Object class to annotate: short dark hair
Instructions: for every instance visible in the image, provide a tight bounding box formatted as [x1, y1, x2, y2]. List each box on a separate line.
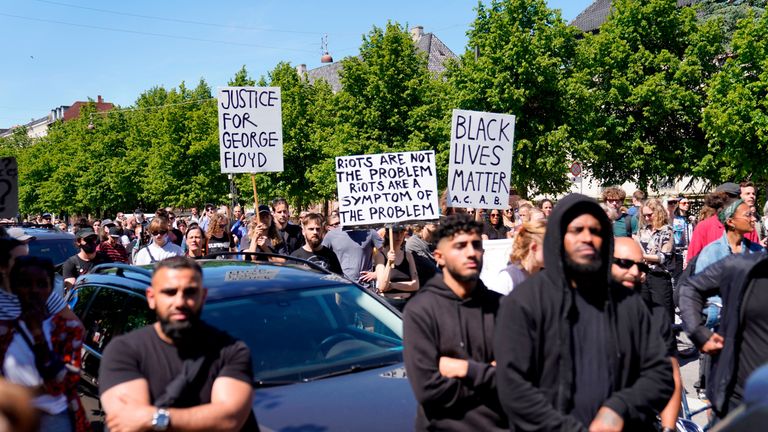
[271, 197, 288, 210]
[435, 214, 483, 244]
[632, 190, 646, 201]
[154, 256, 203, 278]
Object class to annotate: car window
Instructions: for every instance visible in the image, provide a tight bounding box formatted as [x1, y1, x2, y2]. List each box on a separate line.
[71, 285, 99, 318]
[203, 284, 403, 383]
[81, 288, 154, 353]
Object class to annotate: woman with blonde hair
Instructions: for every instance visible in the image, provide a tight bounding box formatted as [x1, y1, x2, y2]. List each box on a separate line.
[635, 198, 675, 320]
[491, 220, 546, 295]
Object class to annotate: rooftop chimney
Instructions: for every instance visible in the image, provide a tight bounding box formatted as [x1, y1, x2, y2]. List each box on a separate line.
[296, 64, 308, 77]
[410, 26, 424, 42]
[97, 95, 103, 103]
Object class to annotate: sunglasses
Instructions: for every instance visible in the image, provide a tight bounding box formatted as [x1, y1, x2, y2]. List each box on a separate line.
[490, 213, 500, 217]
[642, 213, 653, 217]
[613, 258, 650, 273]
[151, 229, 168, 236]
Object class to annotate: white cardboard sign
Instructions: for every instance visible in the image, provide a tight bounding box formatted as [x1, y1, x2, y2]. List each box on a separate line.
[217, 86, 283, 173]
[336, 151, 439, 226]
[447, 109, 515, 209]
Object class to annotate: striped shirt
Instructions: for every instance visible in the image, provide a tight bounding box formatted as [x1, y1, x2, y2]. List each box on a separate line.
[0, 289, 66, 321]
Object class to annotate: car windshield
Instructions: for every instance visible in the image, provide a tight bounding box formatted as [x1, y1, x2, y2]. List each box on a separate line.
[28, 238, 78, 266]
[202, 284, 403, 384]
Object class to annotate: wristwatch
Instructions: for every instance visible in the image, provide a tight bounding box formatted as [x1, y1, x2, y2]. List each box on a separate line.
[151, 408, 171, 431]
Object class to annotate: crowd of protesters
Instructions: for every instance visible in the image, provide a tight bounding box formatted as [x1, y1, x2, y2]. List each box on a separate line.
[2, 180, 768, 431]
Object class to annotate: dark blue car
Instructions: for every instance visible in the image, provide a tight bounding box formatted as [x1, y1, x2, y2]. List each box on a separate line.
[68, 259, 416, 431]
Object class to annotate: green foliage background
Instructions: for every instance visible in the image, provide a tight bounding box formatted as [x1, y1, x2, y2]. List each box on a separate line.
[2, 0, 767, 217]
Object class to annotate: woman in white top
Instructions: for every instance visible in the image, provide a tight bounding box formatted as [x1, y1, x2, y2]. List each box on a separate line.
[133, 216, 184, 265]
[492, 220, 546, 295]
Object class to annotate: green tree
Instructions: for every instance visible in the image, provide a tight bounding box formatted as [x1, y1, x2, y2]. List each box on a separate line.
[568, 0, 724, 189]
[447, 0, 579, 196]
[700, 11, 768, 182]
[696, 0, 766, 43]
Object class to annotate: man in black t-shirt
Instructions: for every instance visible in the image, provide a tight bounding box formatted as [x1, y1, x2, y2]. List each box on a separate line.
[99, 257, 257, 431]
[62, 228, 110, 289]
[271, 198, 304, 254]
[291, 213, 343, 275]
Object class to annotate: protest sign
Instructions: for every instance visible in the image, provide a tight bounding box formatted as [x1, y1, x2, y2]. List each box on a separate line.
[217, 86, 283, 173]
[0, 158, 18, 219]
[479, 238, 514, 293]
[447, 109, 515, 209]
[336, 150, 438, 226]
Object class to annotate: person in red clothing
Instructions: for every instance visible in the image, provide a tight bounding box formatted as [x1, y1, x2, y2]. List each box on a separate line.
[96, 226, 129, 264]
[687, 183, 760, 264]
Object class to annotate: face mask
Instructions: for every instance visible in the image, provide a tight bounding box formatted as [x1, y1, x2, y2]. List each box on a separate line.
[81, 243, 97, 254]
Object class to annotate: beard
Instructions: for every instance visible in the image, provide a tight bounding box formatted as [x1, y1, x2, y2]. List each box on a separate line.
[307, 235, 322, 250]
[564, 254, 603, 275]
[444, 258, 483, 283]
[158, 309, 203, 345]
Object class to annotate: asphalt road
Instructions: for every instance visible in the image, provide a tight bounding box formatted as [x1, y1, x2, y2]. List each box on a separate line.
[678, 329, 710, 429]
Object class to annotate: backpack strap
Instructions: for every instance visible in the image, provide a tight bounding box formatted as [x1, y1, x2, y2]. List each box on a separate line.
[145, 245, 157, 264]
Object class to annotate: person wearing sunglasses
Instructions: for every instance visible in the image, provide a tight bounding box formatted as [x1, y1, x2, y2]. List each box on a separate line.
[483, 209, 511, 240]
[635, 199, 676, 322]
[612, 238, 682, 432]
[133, 216, 184, 265]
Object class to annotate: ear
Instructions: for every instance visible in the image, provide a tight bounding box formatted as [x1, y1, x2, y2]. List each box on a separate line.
[146, 286, 156, 310]
[433, 248, 445, 267]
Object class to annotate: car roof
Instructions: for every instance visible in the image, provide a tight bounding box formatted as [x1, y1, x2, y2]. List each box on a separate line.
[77, 260, 354, 301]
[22, 227, 75, 240]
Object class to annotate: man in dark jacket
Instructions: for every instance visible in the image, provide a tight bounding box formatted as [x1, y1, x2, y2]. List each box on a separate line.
[403, 214, 507, 431]
[678, 252, 768, 421]
[495, 193, 673, 431]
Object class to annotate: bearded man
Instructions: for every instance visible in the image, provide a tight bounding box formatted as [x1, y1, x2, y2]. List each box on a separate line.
[99, 257, 258, 431]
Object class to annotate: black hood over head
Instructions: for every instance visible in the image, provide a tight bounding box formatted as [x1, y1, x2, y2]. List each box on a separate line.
[543, 193, 614, 290]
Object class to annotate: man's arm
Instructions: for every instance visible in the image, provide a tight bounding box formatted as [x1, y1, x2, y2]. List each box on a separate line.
[494, 294, 587, 431]
[678, 258, 726, 348]
[403, 305, 493, 410]
[102, 377, 253, 432]
[600, 299, 673, 424]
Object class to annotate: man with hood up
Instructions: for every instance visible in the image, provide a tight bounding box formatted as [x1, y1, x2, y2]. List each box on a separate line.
[495, 194, 673, 431]
[403, 214, 507, 431]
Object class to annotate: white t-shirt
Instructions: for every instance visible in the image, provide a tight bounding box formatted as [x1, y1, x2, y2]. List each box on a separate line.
[3, 319, 68, 415]
[133, 239, 184, 265]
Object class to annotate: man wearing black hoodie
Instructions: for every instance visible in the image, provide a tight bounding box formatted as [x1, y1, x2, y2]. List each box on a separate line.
[403, 214, 507, 431]
[495, 193, 673, 431]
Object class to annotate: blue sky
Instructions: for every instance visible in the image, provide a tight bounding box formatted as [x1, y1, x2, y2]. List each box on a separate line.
[0, 0, 593, 127]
